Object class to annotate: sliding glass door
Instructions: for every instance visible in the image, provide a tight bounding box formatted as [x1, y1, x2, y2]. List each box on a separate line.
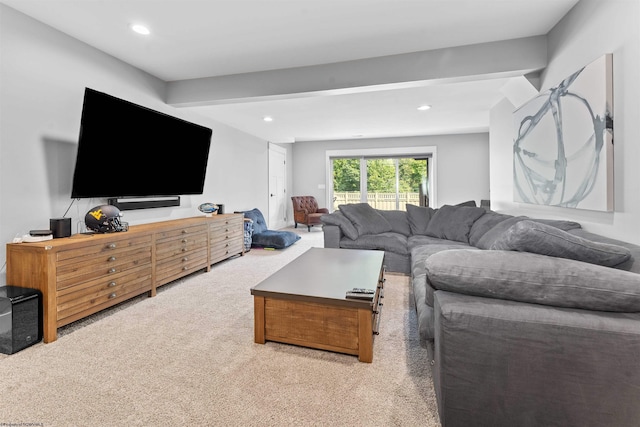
[331, 156, 429, 211]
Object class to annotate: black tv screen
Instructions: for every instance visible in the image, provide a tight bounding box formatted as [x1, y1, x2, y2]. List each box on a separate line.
[71, 88, 212, 199]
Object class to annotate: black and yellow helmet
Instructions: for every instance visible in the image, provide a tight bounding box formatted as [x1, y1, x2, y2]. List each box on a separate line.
[85, 205, 127, 233]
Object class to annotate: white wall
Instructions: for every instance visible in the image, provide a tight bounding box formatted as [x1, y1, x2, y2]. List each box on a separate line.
[490, 0, 640, 243]
[0, 5, 269, 283]
[292, 133, 490, 210]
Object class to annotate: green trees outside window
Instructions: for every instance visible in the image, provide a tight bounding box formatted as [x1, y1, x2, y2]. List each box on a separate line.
[332, 157, 428, 210]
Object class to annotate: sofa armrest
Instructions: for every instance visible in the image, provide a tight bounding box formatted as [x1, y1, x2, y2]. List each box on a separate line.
[317, 208, 329, 214]
[323, 225, 343, 248]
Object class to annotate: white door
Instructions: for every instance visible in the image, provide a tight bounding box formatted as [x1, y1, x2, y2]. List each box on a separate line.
[268, 143, 287, 229]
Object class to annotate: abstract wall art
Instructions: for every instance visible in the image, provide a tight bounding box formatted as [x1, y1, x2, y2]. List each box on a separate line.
[513, 54, 613, 211]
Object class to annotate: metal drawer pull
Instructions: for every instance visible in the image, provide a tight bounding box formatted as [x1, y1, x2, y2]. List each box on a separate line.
[182, 257, 188, 262]
[108, 281, 116, 287]
[182, 248, 187, 252]
[108, 268, 117, 274]
[108, 243, 116, 249]
[182, 266, 188, 271]
[181, 230, 187, 234]
[182, 238, 188, 243]
[108, 293, 117, 299]
[108, 256, 116, 262]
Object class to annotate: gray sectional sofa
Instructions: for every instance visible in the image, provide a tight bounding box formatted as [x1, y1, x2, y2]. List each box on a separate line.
[322, 202, 640, 427]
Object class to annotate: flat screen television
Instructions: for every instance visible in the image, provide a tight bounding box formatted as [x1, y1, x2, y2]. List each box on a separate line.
[71, 88, 212, 202]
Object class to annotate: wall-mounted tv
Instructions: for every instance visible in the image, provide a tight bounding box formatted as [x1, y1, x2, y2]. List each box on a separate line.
[71, 88, 212, 206]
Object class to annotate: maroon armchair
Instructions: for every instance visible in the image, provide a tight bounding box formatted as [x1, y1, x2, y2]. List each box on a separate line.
[291, 196, 329, 231]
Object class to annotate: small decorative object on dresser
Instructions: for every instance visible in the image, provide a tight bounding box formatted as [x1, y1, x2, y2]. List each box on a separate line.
[198, 202, 219, 216]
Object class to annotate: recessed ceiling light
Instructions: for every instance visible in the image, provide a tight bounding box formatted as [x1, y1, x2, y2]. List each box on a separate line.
[263, 116, 274, 122]
[131, 24, 150, 35]
[417, 105, 431, 111]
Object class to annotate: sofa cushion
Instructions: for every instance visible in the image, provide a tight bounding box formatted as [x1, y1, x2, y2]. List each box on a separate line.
[569, 229, 640, 274]
[426, 249, 640, 312]
[339, 232, 409, 255]
[454, 200, 478, 207]
[250, 230, 301, 249]
[468, 211, 513, 247]
[475, 216, 528, 249]
[491, 220, 631, 267]
[408, 235, 471, 251]
[406, 204, 436, 235]
[339, 203, 392, 236]
[425, 205, 486, 243]
[531, 218, 582, 231]
[320, 211, 359, 240]
[240, 208, 301, 249]
[412, 273, 435, 341]
[411, 244, 480, 308]
[378, 209, 411, 236]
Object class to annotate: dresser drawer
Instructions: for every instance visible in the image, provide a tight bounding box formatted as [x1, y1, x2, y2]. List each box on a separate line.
[156, 234, 208, 261]
[155, 247, 208, 286]
[57, 267, 152, 324]
[56, 235, 152, 262]
[209, 216, 243, 233]
[211, 240, 244, 264]
[155, 224, 208, 242]
[209, 214, 244, 265]
[57, 244, 152, 291]
[210, 227, 243, 245]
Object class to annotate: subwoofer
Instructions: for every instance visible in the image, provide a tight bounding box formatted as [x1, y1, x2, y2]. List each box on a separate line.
[0, 286, 42, 354]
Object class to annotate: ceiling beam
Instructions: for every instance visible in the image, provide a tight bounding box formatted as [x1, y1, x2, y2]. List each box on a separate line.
[166, 36, 547, 108]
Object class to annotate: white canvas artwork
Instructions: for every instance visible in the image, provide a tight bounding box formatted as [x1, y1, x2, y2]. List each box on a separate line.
[513, 54, 614, 211]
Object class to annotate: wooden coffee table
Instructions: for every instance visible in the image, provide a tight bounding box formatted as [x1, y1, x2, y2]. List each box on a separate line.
[250, 247, 385, 363]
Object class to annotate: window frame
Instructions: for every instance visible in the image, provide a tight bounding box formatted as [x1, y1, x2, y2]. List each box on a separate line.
[325, 146, 437, 212]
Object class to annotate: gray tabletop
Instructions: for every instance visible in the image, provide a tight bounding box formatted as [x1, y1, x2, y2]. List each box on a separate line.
[251, 247, 384, 305]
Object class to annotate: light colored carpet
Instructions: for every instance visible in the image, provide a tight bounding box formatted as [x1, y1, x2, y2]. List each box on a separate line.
[0, 227, 440, 426]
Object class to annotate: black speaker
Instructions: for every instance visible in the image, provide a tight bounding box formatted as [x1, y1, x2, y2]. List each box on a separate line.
[50, 217, 71, 238]
[0, 286, 43, 354]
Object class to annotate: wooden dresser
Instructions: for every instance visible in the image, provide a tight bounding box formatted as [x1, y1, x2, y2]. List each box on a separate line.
[5, 214, 244, 343]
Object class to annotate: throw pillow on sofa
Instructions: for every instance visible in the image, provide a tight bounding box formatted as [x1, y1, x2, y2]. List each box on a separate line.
[475, 216, 527, 249]
[474, 216, 582, 249]
[320, 211, 359, 240]
[339, 203, 392, 236]
[468, 211, 514, 247]
[378, 209, 412, 236]
[491, 220, 631, 267]
[425, 204, 486, 243]
[406, 204, 436, 235]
